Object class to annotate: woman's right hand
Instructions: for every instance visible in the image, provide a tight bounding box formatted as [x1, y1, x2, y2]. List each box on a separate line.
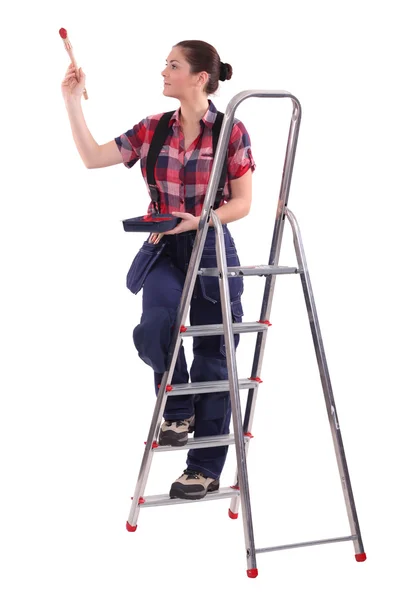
[148, 232, 165, 244]
[61, 62, 86, 102]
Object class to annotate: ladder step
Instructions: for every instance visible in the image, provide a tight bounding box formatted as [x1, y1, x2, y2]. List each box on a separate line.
[165, 378, 260, 396]
[140, 487, 240, 508]
[198, 265, 299, 277]
[180, 321, 269, 337]
[154, 433, 251, 452]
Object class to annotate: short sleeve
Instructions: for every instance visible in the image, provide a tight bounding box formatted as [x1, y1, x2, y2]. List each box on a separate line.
[227, 120, 256, 180]
[114, 117, 148, 169]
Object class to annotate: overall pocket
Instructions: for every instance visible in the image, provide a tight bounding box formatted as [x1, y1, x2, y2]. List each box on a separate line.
[126, 240, 167, 294]
[199, 249, 244, 303]
[220, 297, 244, 357]
[197, 228, 244, 304]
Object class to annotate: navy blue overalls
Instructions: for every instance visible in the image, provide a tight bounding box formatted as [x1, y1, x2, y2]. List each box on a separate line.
[126, 110, 244, 480]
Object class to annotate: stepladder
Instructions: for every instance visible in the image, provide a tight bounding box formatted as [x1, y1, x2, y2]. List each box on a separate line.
[124, 90, 367, 577]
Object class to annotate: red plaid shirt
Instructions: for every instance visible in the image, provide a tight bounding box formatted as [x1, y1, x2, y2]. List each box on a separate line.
[114, 99, 256, 217]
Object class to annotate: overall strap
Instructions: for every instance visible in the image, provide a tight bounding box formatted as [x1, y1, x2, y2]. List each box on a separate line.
[146, 111, 174, 213]
[213, 111, 229, 210]
[146, 110, 229, 213]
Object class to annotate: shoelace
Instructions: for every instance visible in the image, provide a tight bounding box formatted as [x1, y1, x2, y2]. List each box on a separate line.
[183, 469, 204, 480]
[165, 419, 190, 427]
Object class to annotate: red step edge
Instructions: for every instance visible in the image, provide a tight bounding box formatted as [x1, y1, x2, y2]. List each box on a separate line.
[143, 441, 159, 448]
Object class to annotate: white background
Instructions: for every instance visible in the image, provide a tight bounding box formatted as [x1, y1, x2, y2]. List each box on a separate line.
[1, 0, 399, 597]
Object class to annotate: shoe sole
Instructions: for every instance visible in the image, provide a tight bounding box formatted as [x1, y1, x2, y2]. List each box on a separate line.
[169, 480, 220, 500]
[158, 432, 189, 446]
[158, 422, 195, 446]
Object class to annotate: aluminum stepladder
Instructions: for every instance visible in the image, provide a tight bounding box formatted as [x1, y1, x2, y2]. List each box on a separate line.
[126, 90, 367, 577]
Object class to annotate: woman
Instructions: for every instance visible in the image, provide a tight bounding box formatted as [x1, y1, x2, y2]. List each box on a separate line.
[62, 40, 256, 501]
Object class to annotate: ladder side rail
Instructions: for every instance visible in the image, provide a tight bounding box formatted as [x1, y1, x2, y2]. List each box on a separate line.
[212, 209, 258, 575]
[230, 96, 302, 515]
[247, 98, 302, 420]
[284, 207, 366, 558]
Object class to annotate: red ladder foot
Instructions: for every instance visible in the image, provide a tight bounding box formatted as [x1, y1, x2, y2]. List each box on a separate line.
[247, 568, 258, 578]
[126, 522, 137, 532]
[228, 509, 239, 519]
[355, 552, 367, 562]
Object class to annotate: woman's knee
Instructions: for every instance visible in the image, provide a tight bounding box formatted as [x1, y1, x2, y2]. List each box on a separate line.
[133, 306, 177, 372]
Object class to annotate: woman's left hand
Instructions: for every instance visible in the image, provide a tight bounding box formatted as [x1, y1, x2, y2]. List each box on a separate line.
[164, 212, 200, 235]
[148, 212, 200, 243]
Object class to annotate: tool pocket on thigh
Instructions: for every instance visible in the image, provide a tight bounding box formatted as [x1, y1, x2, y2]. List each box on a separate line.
[198, 247, 244, 304]
[220, 297, 244, 357]
[126, 240, 167, 294]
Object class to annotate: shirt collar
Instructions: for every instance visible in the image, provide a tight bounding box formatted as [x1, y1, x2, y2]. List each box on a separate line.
[169, 99, 217, 130]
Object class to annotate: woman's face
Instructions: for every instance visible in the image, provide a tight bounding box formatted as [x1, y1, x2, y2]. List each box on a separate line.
[161, 47, 207, 98]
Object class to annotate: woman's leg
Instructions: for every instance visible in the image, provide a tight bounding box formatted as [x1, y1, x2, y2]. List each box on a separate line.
[168, 294, 242, 500]
[186, 295, 242, 479]
[167, 227, 245, 499]
[132, 254, 195, 420]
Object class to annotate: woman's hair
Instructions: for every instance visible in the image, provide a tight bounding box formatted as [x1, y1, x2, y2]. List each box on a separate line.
[173, 40, 233, 95]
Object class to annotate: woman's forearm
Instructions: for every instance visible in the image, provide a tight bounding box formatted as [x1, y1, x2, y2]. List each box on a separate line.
[208, 197, 250, 227]
[64, 97, 99, 168]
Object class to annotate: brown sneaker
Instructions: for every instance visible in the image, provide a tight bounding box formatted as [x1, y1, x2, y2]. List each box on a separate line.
[169, 469, 220, 500]
[158, 415, 195, 447]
